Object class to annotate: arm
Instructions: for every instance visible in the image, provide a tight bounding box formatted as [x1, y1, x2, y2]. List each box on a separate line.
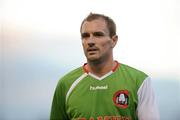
[50, 81, 69, 120]
[137, 77, 160, 120]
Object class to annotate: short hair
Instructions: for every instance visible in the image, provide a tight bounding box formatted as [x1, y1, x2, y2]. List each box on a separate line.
[80, 13, 116, 38]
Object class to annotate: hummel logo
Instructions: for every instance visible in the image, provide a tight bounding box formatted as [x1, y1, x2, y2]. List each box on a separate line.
[90, 85, 108, 90]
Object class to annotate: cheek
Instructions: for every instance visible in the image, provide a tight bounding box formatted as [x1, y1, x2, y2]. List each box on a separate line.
[81, 41, 86, 47]
[82, 41, 87, 51]
[101, 40, 112, 49]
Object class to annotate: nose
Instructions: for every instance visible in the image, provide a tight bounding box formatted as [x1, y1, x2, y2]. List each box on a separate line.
[87, 35, 95, 47]
[88, 42, 95, 47]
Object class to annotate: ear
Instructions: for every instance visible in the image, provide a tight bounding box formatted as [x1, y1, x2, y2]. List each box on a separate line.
[111, 35, 118, 48]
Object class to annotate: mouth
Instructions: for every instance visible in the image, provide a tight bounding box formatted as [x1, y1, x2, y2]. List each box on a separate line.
[87, 48, 99, 54]
[87, 48, 98, 51]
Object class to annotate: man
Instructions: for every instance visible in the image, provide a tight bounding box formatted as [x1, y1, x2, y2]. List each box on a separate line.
[50, 13, 160, 120]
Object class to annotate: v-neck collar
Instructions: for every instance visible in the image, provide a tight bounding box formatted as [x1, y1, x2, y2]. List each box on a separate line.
[83, 60, 120, 80]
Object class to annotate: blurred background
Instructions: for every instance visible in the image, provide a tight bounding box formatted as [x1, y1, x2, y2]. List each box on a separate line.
[1, 0, 180, 119]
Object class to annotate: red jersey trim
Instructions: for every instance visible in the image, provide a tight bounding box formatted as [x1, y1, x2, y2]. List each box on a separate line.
[83, 63, 89, 73]
[112, 60, 120, 72]
[83, 60, 120, 73]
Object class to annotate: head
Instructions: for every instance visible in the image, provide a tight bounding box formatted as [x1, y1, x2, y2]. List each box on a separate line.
[80, 13, 118, 63]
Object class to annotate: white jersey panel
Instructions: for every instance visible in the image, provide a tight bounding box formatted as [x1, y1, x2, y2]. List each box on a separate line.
[137, 77, 160, 120]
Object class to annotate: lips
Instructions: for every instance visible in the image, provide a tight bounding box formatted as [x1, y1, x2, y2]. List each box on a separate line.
[87, 48, 99, 52]
[87, 48, 99, 53]
[86, 47, 99, 55]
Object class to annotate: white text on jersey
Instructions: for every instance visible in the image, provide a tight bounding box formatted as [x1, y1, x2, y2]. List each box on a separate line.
[90, 85, 108, 90]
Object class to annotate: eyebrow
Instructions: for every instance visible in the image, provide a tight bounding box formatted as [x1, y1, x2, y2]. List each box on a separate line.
[81, 31, 105, 38]
[93, 31, 105, 36]
[81, 32, 90, 38]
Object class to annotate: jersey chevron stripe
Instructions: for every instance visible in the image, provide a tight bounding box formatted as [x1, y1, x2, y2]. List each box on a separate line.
[66, 73, 88, 102]
[89, 71, 113, 80]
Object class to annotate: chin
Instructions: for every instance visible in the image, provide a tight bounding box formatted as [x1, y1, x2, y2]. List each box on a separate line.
[88, 57, 98, 61]
[87, 57, 99, 61]
[87, 56, 102, 63]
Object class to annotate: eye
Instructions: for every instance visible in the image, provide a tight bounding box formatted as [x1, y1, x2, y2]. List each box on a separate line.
[81, 33, 90, 39]
[93, 32, 105, 37]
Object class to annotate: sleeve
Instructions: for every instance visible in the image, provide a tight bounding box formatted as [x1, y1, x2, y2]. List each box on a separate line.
[50, 81, 69, 120]
[137, 77, 160, 120]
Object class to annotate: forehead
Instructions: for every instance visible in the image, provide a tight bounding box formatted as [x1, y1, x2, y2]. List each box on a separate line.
[81, 19, 109, 33]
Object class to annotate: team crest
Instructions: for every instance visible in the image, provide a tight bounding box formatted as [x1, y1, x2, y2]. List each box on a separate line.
[113, 90, 129, 109]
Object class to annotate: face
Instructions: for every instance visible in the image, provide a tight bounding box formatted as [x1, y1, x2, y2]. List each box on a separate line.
[81, 18, 117, 62]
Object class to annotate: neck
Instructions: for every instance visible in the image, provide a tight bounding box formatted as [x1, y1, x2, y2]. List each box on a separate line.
[87, 58, 115, 77]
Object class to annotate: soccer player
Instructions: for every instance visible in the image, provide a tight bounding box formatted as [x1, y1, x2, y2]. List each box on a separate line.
[50, 13, 160, 120]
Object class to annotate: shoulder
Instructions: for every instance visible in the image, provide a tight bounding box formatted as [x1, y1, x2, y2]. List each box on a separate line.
[119, 63, 148, 86]
[58, 67, 84, 84]
[120, 63, 148, 76]
[55, 67, 84, 91]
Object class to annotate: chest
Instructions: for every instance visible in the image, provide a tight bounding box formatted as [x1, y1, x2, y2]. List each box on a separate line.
[66, 76, 138, 119]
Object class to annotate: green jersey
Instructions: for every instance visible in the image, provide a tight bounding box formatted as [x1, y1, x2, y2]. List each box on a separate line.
[50, 61, 159, 120]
